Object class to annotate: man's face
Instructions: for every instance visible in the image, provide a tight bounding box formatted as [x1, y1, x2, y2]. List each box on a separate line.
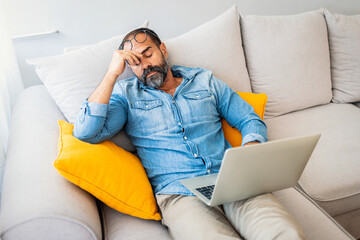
[123, 33, 169, 89]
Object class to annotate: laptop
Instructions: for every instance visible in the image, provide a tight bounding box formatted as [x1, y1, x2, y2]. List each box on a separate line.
[180, 134, 321, 206]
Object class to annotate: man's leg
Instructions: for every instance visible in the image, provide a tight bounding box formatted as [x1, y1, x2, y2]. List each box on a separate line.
[156, 194, 243, 240]
[223, 193, 305, 240]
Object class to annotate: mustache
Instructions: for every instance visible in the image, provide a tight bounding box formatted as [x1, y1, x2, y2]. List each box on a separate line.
[142, 65, 167, 80]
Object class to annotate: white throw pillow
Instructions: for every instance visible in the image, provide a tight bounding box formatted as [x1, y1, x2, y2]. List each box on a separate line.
[240, 9, 332, 118]
[164, 5, 251, 92]
[324, 9, 360, 103]
[27, 21, 149, 124]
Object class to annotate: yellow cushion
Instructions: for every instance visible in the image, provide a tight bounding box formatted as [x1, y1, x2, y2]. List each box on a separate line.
[54, 120, 161, 220]
[222, 92, 267, 147]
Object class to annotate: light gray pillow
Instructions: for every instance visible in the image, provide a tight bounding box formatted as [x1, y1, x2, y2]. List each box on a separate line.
[164, 5, 251, 92]
[324, 9, 360, 103]
[240, 9, 332, 118]
[27, 21, 149, 124]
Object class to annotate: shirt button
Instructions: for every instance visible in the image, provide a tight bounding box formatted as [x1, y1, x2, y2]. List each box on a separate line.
[207, 169, 211, 173]
[196, 95, 200, 98]
[194, 153, 198, 157]
[145, 105, 149, 108]
[178, 122, 181, 125]
[172, 100, 175, 104]
[184, 136, 187, 140]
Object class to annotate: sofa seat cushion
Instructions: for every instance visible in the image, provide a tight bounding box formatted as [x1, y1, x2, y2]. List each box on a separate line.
[265, 103, 360, 216]
[99, 187, 354, 240]
[100, 204, 171, 240]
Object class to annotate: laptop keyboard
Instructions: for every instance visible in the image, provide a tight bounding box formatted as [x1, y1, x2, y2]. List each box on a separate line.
[196, 185, 215, 200]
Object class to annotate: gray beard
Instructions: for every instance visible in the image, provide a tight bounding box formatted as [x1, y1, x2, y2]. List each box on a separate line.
[139, 55, 169, 89]
[144, 72, 165, 89]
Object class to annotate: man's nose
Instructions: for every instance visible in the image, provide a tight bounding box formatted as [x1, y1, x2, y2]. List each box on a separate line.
[141, 58, 151, 70]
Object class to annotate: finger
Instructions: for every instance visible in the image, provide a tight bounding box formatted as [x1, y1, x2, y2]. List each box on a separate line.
[130, 51, 143, 58]
[129, 53, 141, 65]
[123, 52, 140, 66]
[124, 55, 138, 66]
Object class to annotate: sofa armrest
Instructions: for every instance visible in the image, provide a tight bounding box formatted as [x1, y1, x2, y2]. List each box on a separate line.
[0, 86, 101, 240]
[274, 187, 355, 240]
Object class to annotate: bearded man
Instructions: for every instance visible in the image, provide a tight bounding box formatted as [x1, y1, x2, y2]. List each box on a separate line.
[74, 28, 305, 240]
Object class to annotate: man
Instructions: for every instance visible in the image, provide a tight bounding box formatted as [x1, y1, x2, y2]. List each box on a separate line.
[74, 28, 305, 240]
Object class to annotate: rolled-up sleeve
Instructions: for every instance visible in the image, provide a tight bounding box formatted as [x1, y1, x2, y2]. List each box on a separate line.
[73, 87, 128, 144]
[210, 74, 268, 146]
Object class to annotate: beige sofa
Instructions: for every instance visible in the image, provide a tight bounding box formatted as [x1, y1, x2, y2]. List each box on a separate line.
[1, 6, 359, 240]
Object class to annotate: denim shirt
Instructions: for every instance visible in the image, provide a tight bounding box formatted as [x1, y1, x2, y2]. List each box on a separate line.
[73, 65, 268, 195]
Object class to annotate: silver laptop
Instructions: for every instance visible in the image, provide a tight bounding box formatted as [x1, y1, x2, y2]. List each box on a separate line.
[180, 134, 321, 206]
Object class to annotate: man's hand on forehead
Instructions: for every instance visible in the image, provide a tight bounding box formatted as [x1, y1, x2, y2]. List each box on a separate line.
[123, 46, 154, 66]
[120, 49, 142, 66]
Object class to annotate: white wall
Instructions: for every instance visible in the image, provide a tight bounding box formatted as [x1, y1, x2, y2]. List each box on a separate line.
[3, 0, 360, 88]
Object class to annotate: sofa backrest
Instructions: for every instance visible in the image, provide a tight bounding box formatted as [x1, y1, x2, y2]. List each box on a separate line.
[27, 6, 360, 151]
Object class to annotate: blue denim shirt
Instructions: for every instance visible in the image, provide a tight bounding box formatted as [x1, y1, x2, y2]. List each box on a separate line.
[73, 65, 267, 195]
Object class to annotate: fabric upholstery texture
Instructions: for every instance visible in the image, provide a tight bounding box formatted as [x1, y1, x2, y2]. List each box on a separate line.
[240, 9, 332, 118]
[0, 86, 101, 240]
[324, 9, 360, 103]
[334, 208, 360, 238]
[222, 92, 267, 147]
[54, 120, 161, 220]
[165, 5, 251, 92]
[265, 103, 360, 216]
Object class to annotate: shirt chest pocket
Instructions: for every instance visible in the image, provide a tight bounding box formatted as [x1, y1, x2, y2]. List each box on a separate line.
[182, 90, 218, 121]
[183, 90, 212, 100]
[130, 99, 168, 135]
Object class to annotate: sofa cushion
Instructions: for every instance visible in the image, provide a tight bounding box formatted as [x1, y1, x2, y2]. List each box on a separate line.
[324, 9, 360, 103]
[222, 92, 267, 147]
[240, 9, 332, 118]
[165, 5, 251, 92]
[265, 103, 360, 216]
[54, 120, 161, 220]
[26, 21, 149, 124]
[100, 204, 171, 240]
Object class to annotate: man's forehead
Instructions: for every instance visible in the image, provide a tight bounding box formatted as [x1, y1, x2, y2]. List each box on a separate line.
[123, 33, 155, 52]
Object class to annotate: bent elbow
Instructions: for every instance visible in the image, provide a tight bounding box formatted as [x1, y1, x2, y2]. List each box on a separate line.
[73, 125, 101, 144]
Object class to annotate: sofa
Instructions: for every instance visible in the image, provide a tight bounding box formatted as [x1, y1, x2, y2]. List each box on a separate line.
[1, 5, 359, 240]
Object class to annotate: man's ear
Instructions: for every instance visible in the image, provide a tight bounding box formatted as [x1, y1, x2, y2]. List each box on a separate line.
[159, 42, 168, 59]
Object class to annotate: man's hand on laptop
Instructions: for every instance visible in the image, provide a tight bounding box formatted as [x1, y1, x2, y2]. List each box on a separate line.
[244, 141, 260, 146]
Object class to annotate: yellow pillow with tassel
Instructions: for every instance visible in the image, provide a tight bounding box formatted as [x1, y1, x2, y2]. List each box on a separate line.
[54, 120, 161, 220]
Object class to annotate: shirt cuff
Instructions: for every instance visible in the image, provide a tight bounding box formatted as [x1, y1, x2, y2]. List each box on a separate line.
[242, 133, 267, 147]
[86, 101, 108, 117]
